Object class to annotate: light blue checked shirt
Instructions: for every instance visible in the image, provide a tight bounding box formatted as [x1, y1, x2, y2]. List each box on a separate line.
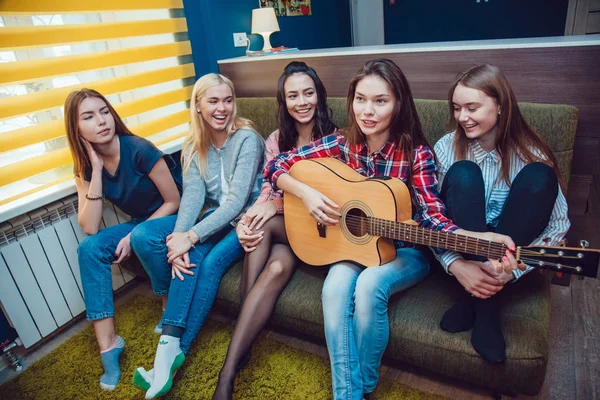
[434, 131, 571, 281]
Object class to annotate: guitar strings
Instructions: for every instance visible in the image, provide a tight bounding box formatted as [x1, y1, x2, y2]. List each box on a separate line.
[518, 251, 581, 259]
[342, 214, 508, 252]
[519, 256, 579, 271]
[342, 215, 507, 253]
[340, 215, 507, 258]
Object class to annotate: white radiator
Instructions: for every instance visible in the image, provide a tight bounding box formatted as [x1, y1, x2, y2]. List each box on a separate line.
[0, 194, 136, 348]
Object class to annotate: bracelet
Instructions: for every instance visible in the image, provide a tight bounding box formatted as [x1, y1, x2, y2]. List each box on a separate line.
[186, 232, 196, 248]
[85, 193, 104, 201]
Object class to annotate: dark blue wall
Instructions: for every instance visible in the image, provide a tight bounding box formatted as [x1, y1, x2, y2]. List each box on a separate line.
[183, 0, 351, 77]
[183, 0, 569, 77]
[384, 0, 569, 44]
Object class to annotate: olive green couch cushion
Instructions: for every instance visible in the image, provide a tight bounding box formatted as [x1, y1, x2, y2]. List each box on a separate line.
[213, 97, 578, 396]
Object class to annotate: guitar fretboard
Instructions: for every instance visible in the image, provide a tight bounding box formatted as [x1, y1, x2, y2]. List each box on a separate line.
[363, 216, 507, 259]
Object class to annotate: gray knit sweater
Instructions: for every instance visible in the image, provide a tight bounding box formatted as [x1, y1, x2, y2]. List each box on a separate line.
[173, 128, 264, 243]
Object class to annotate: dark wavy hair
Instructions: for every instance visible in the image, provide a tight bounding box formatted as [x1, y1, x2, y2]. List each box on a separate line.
[344, 59, 431, 190]
[448, 64, 563, 189]
[276, 61, 336, 152]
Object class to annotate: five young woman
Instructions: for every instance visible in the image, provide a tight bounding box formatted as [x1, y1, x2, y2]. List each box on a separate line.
[66, 59, 567, 398]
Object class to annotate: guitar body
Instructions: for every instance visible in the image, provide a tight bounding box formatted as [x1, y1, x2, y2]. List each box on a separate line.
[284, 158, 413, 267]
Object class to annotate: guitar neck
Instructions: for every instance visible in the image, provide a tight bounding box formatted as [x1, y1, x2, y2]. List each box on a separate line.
[367, 217, 506, 259]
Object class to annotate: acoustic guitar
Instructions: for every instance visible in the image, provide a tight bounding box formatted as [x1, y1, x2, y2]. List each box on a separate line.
[283, 158, 599, 278]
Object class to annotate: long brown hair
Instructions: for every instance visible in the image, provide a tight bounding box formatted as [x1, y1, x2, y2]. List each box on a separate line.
[344, 59, 431, 188]
[448, 64, 562, 188]
[64, 89, 133, 178]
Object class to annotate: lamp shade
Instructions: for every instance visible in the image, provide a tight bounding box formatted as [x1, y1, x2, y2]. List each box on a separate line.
[251, 8, 280, 34]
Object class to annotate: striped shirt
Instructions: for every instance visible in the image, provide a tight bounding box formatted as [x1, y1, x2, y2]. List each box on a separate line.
[265, 133, 459, 235]
[434, 131, 571, 280]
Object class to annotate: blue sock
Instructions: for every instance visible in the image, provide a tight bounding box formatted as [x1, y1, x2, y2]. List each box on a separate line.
[99, 336, 125, 390]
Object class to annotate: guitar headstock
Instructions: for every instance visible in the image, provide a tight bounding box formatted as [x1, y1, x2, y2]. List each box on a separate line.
[519, 241, 599, 278]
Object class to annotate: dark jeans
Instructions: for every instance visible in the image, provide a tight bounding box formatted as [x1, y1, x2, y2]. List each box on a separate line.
[440, 160, 558, 262]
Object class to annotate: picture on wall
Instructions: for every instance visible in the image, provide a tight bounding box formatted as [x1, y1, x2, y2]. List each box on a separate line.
[259, 0, 312, 16]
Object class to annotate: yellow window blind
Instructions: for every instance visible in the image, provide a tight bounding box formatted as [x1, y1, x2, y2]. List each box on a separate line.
[0, 0, 194, 208]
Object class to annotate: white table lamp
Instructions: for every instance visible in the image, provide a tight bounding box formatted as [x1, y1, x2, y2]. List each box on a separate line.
[252, 7, 280, 51]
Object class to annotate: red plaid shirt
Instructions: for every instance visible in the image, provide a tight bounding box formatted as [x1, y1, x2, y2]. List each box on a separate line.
[264, 133, 458, 233]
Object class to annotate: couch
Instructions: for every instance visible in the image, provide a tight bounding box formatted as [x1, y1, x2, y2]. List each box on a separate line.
[212, 97, 579, 396]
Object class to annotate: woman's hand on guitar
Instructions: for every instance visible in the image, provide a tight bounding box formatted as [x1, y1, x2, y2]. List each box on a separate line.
[454, 229, 522, 273]
[487, 248, 520, 276]
[236, 219, 264, 252]
[300, 186, 341, 226]
[449, 258, 505, 299]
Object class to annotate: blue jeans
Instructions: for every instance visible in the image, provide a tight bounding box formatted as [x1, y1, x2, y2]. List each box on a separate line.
[322, 248, 430, 400]
[130, 215, 178, 296]
[130, 214, 244, 354]
[79, 219, 151, 320]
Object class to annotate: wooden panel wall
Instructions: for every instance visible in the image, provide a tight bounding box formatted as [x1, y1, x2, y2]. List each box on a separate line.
[220, 45, 600, 214]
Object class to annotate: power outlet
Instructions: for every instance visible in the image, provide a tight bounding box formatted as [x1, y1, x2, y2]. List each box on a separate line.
[233, 32, 248, 47]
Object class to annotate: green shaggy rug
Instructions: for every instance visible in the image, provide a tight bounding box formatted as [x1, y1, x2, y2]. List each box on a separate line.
[0, 296, 445, 400]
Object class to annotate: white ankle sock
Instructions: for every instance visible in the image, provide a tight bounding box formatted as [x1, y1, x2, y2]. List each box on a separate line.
[145, 335, 184, 399]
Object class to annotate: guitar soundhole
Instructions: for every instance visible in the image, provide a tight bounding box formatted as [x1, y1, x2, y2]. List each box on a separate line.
[345, 208, 367, 238]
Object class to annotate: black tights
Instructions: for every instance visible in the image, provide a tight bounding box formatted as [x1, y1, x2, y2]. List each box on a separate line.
[213, 215, 298, 399]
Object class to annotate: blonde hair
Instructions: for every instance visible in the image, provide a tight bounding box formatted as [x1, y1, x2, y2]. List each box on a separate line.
[182, 73, 255, 176]
[64, 89, 134, 178]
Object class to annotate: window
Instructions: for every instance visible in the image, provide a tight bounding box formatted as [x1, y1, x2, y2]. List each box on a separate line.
[0, 1, 193, 215]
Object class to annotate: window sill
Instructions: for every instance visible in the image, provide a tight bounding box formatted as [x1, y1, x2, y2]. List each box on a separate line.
[0, 137, 184, 223]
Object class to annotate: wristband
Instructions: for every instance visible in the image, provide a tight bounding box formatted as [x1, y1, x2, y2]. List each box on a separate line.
[85, 193, 104, 201]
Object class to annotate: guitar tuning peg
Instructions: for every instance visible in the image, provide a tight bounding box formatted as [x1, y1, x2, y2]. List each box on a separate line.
[558, 239, 567, 247]
[579, 240, 590, 249]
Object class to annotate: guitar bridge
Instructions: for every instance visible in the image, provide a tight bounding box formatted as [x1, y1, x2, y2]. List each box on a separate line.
[317, 222, 326, 238]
